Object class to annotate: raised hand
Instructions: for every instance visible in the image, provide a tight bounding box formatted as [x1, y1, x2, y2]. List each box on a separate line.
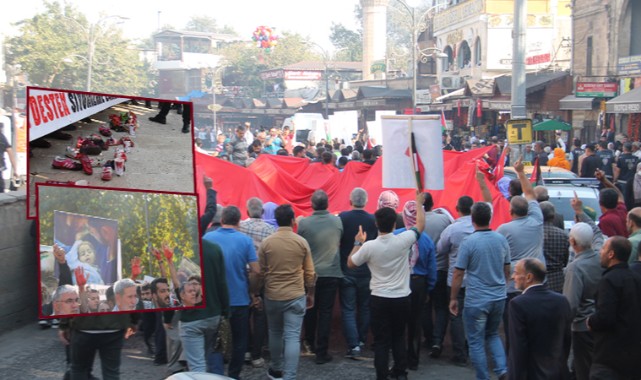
[354, 225, 367, 244]
[475, 165, 485, 182]
[152, 247, 162, 262]
[571, 191, 583, 212]
[162, 242, 174, 261]
[53, 244, 66, 264]
[514, 157, 524, 173]
[131, 256, 142, 280]
[74, 266, 87, 288]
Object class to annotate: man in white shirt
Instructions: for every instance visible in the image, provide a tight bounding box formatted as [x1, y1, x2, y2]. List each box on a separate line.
[348, 192, 426, 380]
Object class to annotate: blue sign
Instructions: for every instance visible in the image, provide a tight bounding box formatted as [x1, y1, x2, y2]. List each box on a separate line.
[618, 55, 641, 76]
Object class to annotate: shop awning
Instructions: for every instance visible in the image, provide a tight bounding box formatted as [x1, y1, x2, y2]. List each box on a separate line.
[606, 86, 641, 113]
[533, 119, 573, 131]
[559, 95, 595, 110]
[435, 88, 465, 102]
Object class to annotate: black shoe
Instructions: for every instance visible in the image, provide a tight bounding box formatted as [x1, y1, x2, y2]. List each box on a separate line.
[30, 138, 51, 148]
[181, 127, 190, 134]
[498, 373, 507, 380]
[408, 363, 418, 371]
[267, 367, 283, 380]
[315, 354, 333, 364]
[153, 359, 168, 366]
[430, 344, 442, 358]
[149, 116, 166, 124]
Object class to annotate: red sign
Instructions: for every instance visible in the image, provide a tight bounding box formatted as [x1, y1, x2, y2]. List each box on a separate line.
[525, 53, 551, 65]
[576, 82, 619, 98]
[284, 70, 323, 81]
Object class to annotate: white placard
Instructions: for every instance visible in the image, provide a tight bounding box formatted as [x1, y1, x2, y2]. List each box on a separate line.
[381, 115, 444, 190]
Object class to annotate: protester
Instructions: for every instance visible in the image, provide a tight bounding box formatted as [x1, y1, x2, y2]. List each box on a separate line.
[348, 192, 427, 380]
[595, 168, 628, 237]
[297, 190, 343, 364]
[338, 188, 377, 359]
[587, 236, 641, 379]
[256, 204, 316, 380]
[449, 201, 510, 380]
[539, 201, 569, 293]
[507, 258, 572, 380]
[394, 200, 437, 371]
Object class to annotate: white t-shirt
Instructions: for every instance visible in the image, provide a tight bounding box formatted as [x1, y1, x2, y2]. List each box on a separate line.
[351, 229, 419, 298]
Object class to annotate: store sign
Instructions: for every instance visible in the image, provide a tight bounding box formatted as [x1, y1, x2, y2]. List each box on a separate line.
[433, 0, 484, 31]
[576, 82, 618, 98]
[284, 70, 322, 81]
[611, 104, 641, 113]
[506, 119, 533, 145]
[486, 28, 554, 70]
[260, 70, 284, 80]
[370, 62, 386, 74]
[416, 89, 431, 104]
[617, 55, 641, 76]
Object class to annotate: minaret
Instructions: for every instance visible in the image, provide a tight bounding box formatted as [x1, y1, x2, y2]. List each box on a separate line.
[361, 0, 389, 80]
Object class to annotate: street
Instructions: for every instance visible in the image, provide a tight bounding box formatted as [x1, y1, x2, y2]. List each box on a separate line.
[0, 319, 478, 380]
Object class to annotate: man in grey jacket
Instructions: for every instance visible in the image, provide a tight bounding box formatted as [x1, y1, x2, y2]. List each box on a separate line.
[563, 218, 603, 380]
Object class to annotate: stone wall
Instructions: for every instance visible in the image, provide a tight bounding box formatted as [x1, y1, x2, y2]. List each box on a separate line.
[0, 190, 38, 334]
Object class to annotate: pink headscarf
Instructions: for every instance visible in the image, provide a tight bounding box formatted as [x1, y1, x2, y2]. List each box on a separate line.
[402, 200, 420, 271]
[377, 190, 400, 210]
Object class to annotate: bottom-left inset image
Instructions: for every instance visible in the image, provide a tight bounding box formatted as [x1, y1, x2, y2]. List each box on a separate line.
[37, 184, 201, 317]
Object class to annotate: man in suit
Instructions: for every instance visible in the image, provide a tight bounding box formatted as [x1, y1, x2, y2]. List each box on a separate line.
[507, 258, 573, 380]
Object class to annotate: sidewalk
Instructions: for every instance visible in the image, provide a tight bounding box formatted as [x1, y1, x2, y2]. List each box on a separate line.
[28, 102, 195, 217]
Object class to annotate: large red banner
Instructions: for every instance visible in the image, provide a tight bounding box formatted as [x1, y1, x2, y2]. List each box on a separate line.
[195, 147, 511, 229]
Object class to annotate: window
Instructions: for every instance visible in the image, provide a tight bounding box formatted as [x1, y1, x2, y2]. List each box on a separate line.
[458, 41, 472, 69]
[586, 36, 593, 76]
[474, 37, 482, 66]
[443, 46, 454, 72]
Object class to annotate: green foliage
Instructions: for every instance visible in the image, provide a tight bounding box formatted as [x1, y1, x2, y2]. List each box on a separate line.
[220, 32, 317, 98]
[6, 0, 151, 95]
[38, 187, 199, 280]
[329, 23, 362, 62]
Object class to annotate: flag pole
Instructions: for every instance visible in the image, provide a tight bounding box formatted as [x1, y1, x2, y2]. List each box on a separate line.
[408, 116, 422, 193]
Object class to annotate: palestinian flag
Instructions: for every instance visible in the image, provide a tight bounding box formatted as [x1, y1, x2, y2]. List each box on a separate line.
[440, 109, 447, 132]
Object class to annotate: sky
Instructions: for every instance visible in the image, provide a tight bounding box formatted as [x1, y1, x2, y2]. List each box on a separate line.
[3, 0, 363, 51]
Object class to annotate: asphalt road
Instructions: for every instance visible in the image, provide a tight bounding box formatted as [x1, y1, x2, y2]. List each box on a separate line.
[0, 319, 479, 380]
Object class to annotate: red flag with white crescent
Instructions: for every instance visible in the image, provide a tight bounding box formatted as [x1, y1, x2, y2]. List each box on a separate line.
[476, 98, 482, 118]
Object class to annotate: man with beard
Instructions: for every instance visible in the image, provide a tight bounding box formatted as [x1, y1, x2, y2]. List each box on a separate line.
[150, 278, 171, 365]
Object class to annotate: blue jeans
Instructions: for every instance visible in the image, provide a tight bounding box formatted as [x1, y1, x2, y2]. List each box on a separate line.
[304, 277, 339, 356]
[179, 316, 221, 373]
[449, 287, 467, 361]
[228, 306, 250, 379]
[265, 295, 306, 380]
[340, 275, 371, 349]
[463, 300, 507, 380]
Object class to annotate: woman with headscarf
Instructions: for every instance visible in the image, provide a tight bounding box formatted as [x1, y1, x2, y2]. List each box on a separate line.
[377, 190, 405, 228]
[262, 202, 279, 229]
[393, 200, 437, 370]
[547, 147, 571, 170]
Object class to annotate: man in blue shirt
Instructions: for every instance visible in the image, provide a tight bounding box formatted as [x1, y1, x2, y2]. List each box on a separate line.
[450, 202, 510, 380]
[203, 206, 259, 379]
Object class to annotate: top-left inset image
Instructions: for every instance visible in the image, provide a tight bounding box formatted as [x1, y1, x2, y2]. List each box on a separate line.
[27, 87, 196, 218]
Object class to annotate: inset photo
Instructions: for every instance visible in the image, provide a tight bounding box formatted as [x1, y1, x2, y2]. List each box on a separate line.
[38, 184, 202, 318]
[27, 86, 195, 218]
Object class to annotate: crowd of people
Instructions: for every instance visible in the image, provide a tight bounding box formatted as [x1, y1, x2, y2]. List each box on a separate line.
[47, 123, 641, 380]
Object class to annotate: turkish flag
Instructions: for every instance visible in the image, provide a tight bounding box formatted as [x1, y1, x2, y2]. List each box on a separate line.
[476, 98, 482, 118]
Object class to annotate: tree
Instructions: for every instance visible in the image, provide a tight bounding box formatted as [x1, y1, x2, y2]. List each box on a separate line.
[220, 32, 317, 98]
[185, 15, 219, 33]
[329, 23, 362, 62]
[6, 1, 150, 95]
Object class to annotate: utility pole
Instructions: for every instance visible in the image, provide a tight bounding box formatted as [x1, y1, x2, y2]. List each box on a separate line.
[511, 0, 527, 119]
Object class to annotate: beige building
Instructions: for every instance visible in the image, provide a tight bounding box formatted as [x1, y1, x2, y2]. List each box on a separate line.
[568, 0, 641, 142]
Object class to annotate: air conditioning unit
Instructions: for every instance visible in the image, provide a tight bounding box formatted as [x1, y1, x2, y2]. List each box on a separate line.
[440, 75, 463, 90]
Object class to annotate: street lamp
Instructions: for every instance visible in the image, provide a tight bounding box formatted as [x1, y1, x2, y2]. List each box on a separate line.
[395, 0, 445, 113]
[307, 42, 345, 120]
[64, 14, 129, 91]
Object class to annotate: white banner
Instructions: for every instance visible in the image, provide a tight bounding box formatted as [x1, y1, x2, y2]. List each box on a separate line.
[27, 88, 128, 141]
[382, 115, 444, 190]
